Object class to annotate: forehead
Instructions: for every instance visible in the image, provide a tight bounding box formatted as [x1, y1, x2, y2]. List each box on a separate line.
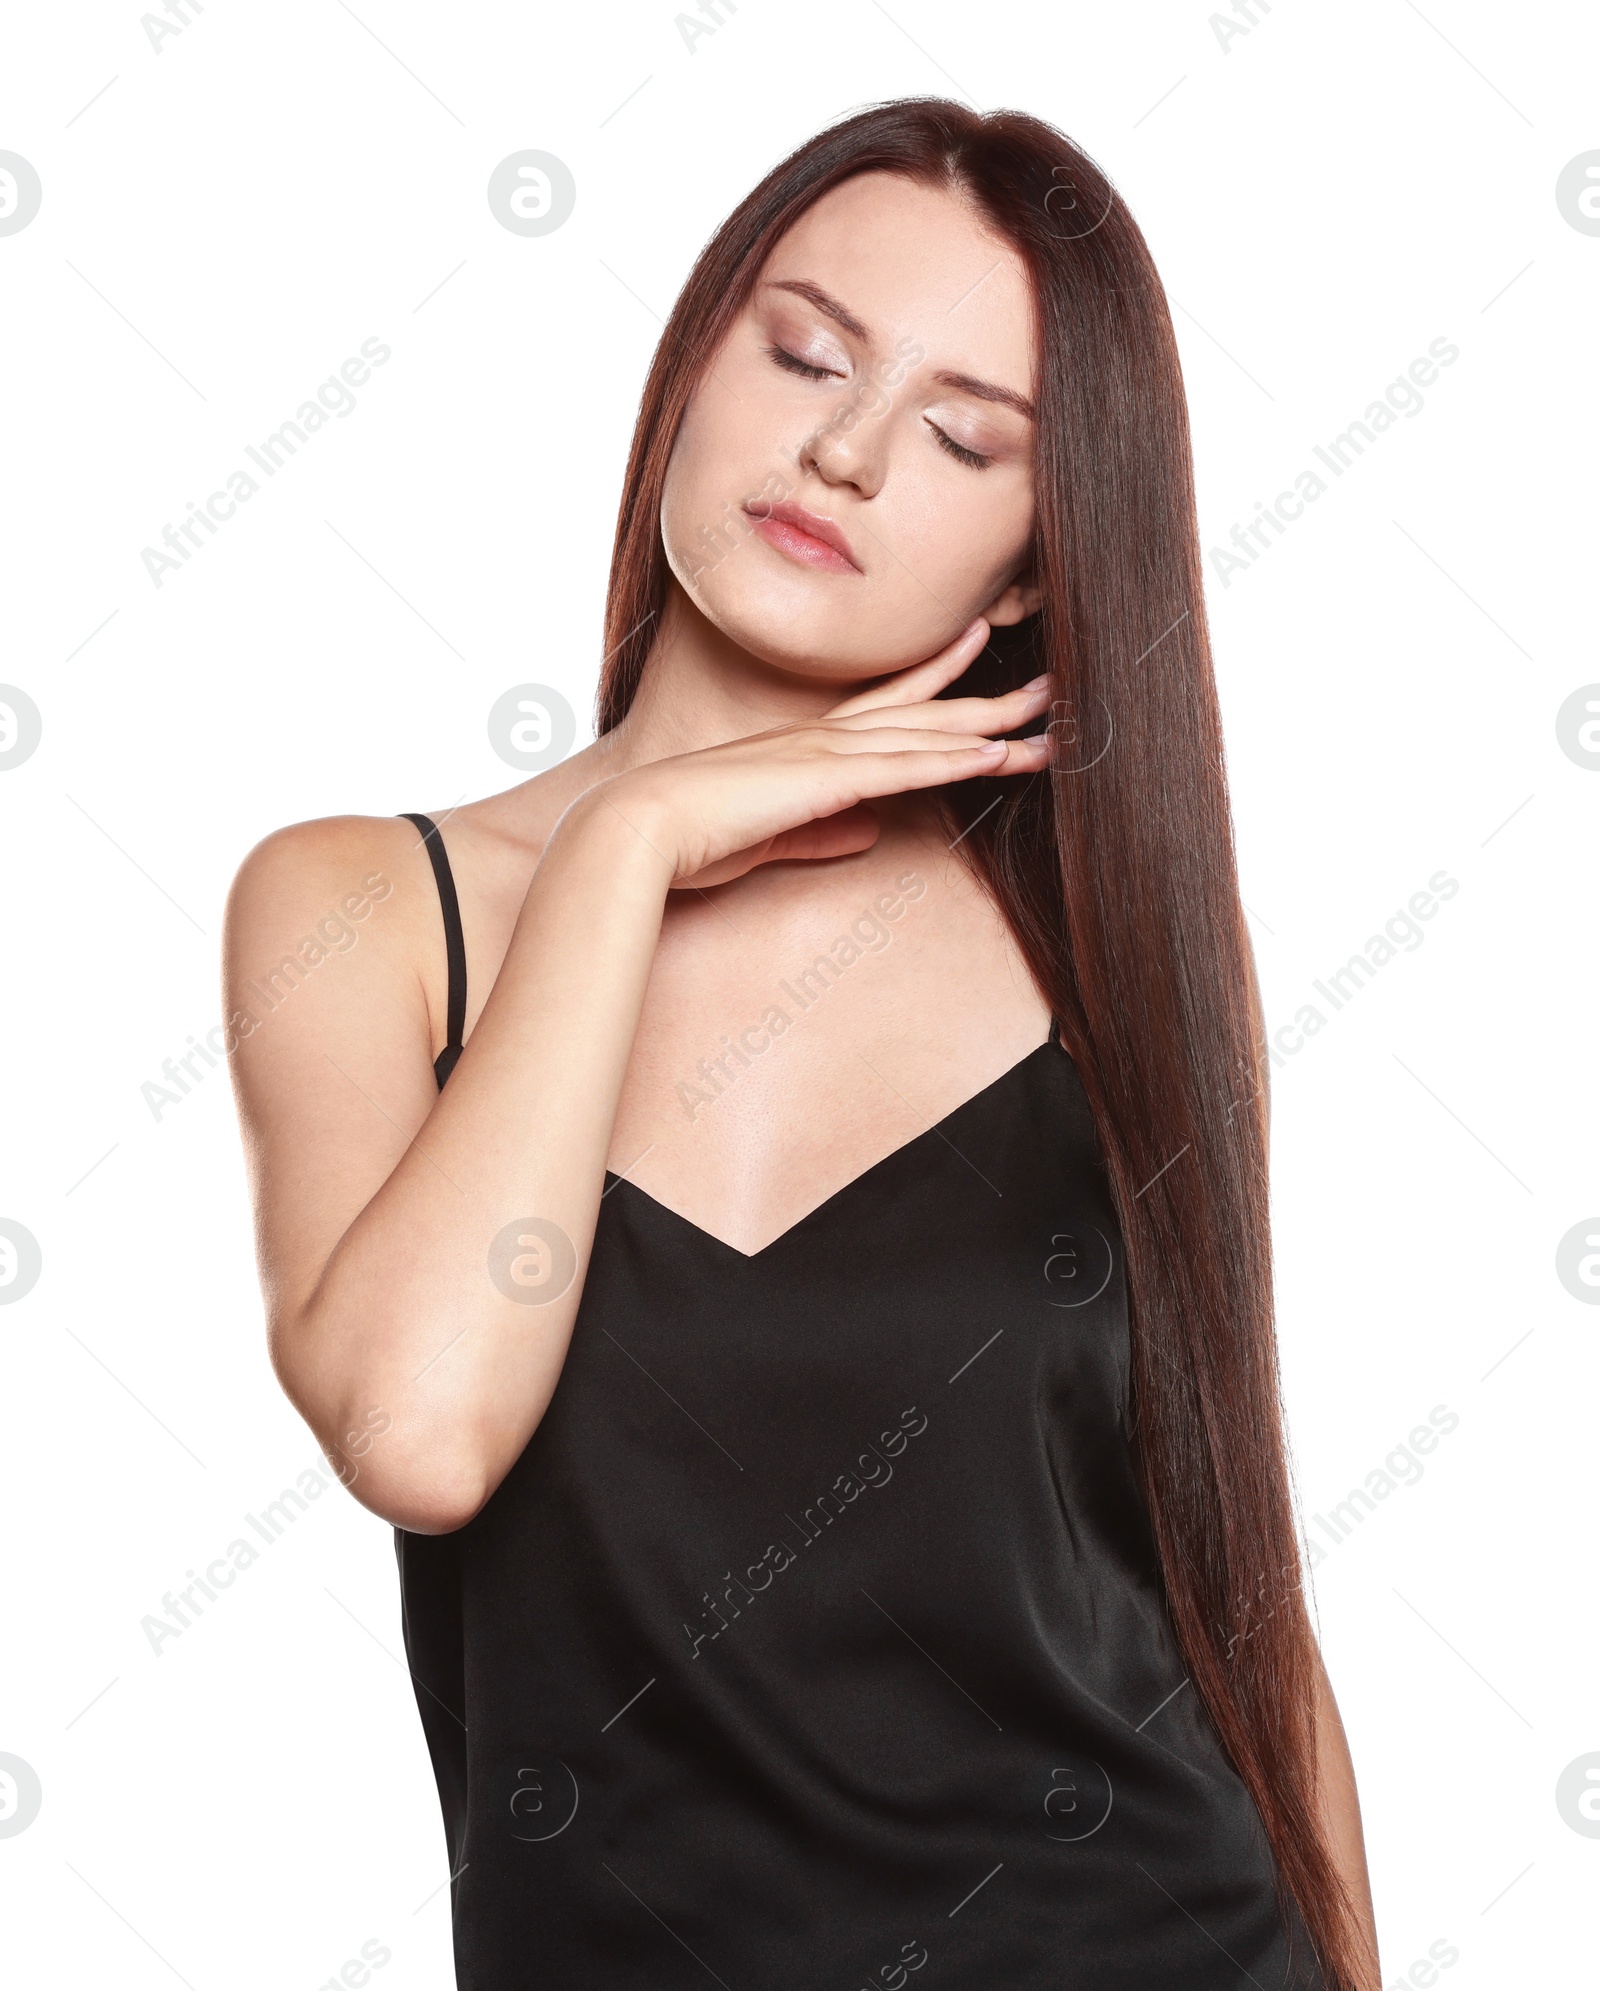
[758, 171, 1036, 390]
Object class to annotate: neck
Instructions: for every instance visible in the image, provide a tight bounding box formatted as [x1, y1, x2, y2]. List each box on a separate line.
[592, 579, 861, 776]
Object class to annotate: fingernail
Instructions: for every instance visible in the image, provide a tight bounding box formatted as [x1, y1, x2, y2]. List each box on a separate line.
[1022, 673, 1050, 692]
[965, 617, 987, 639]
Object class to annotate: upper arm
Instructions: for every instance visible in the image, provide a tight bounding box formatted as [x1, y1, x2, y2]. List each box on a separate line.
[1238, 912, 1271, 1155]
[1310, 1645, 1379, 1956]
[222, 815, 442, 1358]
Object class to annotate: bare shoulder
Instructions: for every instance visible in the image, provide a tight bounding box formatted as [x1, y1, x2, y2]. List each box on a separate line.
[220, 817, 458, 1315]
[222, 765, 600, 1060]
[221, 793, 554, 1083]
[222, 812, 451, 1053]
[225, 812, 425, 930]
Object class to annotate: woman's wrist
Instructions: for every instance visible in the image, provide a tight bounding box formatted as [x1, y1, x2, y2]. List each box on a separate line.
[544, 774, 681, 895]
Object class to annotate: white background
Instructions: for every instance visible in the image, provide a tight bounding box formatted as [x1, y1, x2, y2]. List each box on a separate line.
[1, 2, 1595, 1986]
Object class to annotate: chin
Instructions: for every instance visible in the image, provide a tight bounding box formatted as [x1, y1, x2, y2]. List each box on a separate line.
[670, 542, 944, 684]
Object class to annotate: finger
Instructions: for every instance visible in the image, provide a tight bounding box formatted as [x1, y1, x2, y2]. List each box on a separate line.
[824, 616, 991, 719]
[990, 733, 1054, 773]
[830, 674, 1051, 737]
[818, 720, 1040, 757]
[765, 805, 882, 865]
[835, 735, 1051, 800]
[669, 835, 776, 891]
[672, 806, 882, 891]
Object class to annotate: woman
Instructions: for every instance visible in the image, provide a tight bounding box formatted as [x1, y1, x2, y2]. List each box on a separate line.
[226, 100, 1380, 1989]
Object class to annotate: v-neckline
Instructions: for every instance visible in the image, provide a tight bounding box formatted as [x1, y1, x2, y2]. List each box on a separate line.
[602, 1035, 1065, 1262]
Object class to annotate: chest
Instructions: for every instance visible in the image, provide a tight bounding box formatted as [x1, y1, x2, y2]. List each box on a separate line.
[604, 839, 1053, 1255]
[522, 1040, 1138, 1575]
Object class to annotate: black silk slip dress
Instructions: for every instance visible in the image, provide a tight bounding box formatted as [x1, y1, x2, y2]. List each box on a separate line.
[392, 812, 1327, 1991]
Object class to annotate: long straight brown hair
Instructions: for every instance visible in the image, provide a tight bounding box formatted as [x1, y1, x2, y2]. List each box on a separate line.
[596, 100, 1373, 1991]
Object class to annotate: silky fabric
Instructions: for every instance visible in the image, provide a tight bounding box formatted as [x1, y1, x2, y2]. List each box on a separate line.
[392, 820, 1325, 1988]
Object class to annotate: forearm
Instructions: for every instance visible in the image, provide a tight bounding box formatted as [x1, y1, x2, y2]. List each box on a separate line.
[1313, 1655, 1381, 1987]
[283, 787, 673, 1527]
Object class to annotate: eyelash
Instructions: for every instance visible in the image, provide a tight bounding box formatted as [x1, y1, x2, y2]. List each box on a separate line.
[764, 343, 836, 381]
[763, 343, 994, 470]
[928, 424, 992, 471]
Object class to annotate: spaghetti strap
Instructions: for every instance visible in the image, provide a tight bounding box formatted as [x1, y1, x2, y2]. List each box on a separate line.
[398, 812, 466, 1088]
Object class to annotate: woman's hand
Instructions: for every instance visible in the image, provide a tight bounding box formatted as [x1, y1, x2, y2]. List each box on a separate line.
[596, 618, 1051, 891]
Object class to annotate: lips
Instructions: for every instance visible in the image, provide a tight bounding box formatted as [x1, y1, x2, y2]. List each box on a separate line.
[743, 498, 862, 575]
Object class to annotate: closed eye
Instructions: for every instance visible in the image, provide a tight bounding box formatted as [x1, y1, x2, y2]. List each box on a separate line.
[927, 420, 992, 470]
[764, 343, 840, 382]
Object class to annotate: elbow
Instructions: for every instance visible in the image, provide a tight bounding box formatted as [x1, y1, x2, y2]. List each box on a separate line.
[341, 1446, 493, 1535]
[269, 1324, 496, 1533]
[269, 1314, 522, 1533]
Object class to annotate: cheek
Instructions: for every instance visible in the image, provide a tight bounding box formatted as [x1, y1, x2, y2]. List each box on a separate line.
[889, 462, 1035, 596]
[662, 433, 732, 599]
[660, 399, 723, 540]
[661, 383, 788, 554]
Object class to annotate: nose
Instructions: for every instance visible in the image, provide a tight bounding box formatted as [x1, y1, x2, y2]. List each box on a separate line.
[798, 414, 885, 500]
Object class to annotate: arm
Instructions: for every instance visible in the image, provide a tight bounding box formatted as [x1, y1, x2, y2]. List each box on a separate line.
[225, 630, 1052, 1533]
[226, 794, 675, 1533]
[1312, 1652, 1382, 1986]
[1251, 960, 1378, 1980]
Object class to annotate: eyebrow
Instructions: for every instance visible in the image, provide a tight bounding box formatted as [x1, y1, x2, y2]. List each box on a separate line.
[764, 278, 870, 340]
[762, 278, 1035, 421]
[931, 369, 1035, 422]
